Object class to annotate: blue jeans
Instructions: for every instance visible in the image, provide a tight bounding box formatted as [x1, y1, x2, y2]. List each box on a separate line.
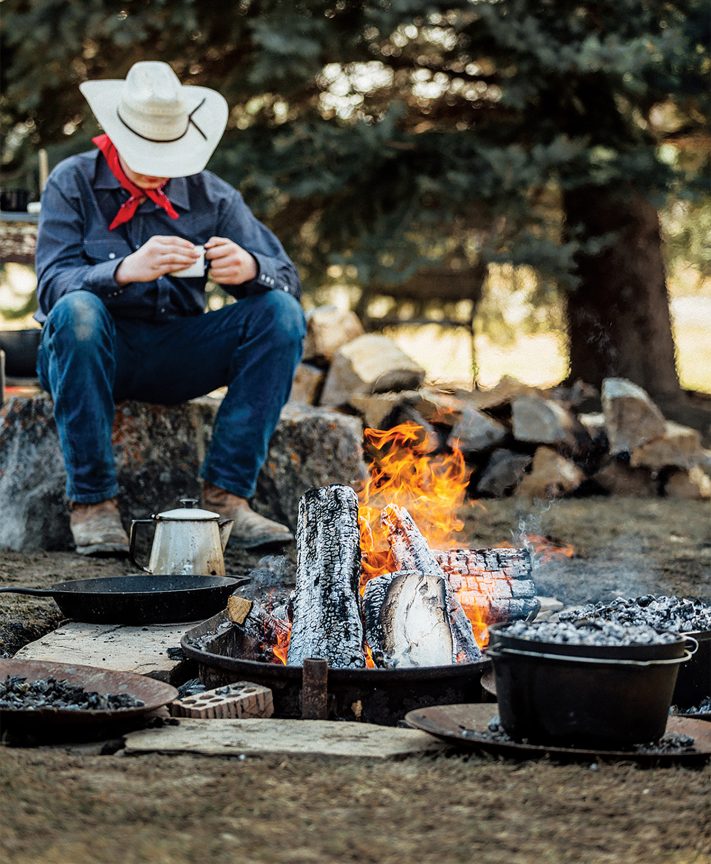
[37, 290, 306, 503]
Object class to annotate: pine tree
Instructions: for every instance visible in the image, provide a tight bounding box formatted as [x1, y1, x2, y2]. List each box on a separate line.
[2, 1, 708, 399]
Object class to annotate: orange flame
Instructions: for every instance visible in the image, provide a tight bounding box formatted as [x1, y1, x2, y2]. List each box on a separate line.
[499, 534, 575, 563]
[358, 422, 473, 592]
[271, 620, 291, 665]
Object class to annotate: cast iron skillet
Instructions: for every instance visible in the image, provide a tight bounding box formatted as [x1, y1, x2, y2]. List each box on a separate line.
[0, 574, 247, 624]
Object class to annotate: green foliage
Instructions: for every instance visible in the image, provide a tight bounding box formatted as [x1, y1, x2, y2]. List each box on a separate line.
[1, 0, 708, 301]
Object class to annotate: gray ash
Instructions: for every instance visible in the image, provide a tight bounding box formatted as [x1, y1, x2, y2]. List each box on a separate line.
[497, 619, 680, 646]
[0, 676, 145, 711]
[671, 696, 711, 716]
[634, 733, 696, 754]
[556, 595, 711, 634]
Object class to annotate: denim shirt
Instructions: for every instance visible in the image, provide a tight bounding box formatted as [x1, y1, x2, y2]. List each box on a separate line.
[35, 149, 302, 323]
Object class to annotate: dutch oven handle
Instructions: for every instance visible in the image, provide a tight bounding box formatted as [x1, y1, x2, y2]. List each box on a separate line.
[684, 635, 699, 656]
[129, 518, 155, 573]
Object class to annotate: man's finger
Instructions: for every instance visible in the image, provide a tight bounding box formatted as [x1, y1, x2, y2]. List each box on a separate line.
[205, 245, 235, 261]
[205, 236, 231, 248]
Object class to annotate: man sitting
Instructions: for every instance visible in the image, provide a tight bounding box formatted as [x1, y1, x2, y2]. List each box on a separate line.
[35, 61, 305, 555]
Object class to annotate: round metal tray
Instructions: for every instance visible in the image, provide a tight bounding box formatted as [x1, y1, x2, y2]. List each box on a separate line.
[405, 703, 711, 765]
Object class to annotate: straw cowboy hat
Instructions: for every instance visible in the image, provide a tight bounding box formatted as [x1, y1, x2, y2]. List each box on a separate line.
[80, 61, 228, 177]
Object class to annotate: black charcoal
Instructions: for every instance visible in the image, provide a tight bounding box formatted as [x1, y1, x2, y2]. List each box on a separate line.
[0, 676, 145, 711]
[497, 618, 680, 646]
[556, 595, 711, 634]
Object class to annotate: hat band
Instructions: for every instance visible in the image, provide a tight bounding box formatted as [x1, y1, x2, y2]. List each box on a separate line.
[116, 98, 208, 144]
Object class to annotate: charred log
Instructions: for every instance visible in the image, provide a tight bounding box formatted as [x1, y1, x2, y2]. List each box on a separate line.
[380, 572, 454, 668]
[362, 572, 399, 666]
[434, 548, 532, 580]
[447, 577, 537, 600]
[288, 485, 365, 668]
[381, 505, 482, 662]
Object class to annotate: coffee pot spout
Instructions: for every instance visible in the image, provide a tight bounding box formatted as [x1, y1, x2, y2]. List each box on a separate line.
[218, 518, 234, 552]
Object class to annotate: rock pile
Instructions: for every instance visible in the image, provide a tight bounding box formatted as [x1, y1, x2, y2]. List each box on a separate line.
[292, 308, 710, 502]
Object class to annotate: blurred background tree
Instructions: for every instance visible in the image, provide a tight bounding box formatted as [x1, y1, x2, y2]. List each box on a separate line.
[1, 0, 709, 404]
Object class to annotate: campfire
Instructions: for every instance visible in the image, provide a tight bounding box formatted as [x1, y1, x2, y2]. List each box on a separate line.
[228, 423, 539, 669]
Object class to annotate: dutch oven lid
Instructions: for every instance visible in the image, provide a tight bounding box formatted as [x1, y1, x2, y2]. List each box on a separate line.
[156, 498, 220, 521]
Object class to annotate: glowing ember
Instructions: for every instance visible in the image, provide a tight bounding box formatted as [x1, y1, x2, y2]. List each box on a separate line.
[500, 534, 575, 563]
[358, 422, 472, 590]
[271, 620, 292, 665]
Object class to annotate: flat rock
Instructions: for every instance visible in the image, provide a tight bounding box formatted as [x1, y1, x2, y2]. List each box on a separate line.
[123, 717, 446, 759]
[0, 396, 366, 550]
[447, 406, 507, 454]
[516, 446, 584, 499]
[630, 421, 704, 470]
[302, 306, 364, 366]
[664, 467, 711, 500]
[601, 378, 666, 455]
[511, 395, 577, 446]
[592, 459, 659, 496]
[14, 621, 193, 682]
[288, 363, 325, 405]
[320, 334, 425, 408]
[476, 449, 532, 497]
[255, 404, 367, 529]
[406, 388, 464, 426]
[460, 376, 539, 412]
[349, 391, 419, 430]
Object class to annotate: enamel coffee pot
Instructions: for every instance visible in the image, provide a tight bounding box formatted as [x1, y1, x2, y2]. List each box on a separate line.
[129, 498, 233, 576]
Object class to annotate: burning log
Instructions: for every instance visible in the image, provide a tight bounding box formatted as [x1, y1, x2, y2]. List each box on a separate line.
[379, 571, 454, 667]
[433, 548, 532, 580]
[381, 504, 482, 662]
[288, 485, 365, 668]
[362, 572, 397, 665]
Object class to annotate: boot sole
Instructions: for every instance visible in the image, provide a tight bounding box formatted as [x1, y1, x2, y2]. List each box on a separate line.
[75, 543, 130, 557]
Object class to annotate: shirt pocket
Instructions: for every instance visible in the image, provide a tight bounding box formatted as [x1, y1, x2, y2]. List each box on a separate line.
[82, 238, 132, 264]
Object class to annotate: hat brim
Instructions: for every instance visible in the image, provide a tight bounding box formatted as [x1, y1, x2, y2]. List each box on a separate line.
[80, 80, 228, 177]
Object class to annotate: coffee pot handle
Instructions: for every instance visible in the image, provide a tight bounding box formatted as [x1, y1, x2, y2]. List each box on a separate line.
[129, 518, 155, 573]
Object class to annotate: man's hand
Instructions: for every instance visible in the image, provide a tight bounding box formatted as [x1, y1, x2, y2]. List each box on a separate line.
[205, 237, 258, 285]
[115, 236, 200, 285]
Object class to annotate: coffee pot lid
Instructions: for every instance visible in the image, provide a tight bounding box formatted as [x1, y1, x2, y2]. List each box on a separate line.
[156, 497, 221, 521]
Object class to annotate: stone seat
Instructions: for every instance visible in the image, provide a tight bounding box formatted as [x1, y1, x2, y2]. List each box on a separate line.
[0, 394, 365, 551]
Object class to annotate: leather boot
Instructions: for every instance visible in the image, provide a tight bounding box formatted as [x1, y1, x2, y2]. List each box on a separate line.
[202, 483, 293, 549]
[70, 498, 130, 556]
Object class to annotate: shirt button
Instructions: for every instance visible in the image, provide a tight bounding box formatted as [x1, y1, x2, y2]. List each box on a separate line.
[109, 252, 116, 259]
[160, 307, 166, 313]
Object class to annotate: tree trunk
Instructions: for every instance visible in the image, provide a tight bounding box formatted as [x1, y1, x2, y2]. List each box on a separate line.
[563, 185, 681, 402]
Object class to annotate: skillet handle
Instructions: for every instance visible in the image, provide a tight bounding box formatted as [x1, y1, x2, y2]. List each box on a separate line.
[0, 586, 56, 596]
[129, 518, 154, 573]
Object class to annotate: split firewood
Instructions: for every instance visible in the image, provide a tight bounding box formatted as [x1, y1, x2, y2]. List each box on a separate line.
[456, 594, 540, 624]
[288, 485, 365, 668]
[226, 595, 290, 663]
[381, 504, 482, 662]
[361, 571, 420, 667]
[433, 548, 532, 580]
[379, 572, 454, 668]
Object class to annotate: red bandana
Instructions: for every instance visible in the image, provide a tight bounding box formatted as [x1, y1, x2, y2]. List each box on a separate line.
[93, 134, 179, 230]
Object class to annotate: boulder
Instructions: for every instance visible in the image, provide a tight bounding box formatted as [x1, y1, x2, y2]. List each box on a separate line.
[629, 421, 704, 470]
[302, 306, 364, 366]
[592, 458, 659, 497]
[0, 396, 366, 551]
[462, 376, 540, 412]
[288, 363, 325, 406]
[319, 334, 425, 408]
[601, 378, 666, 455]
[664, 467, 711, 500]
[516, 446, 584, 499]
[475, 449, 532, 497]
[447, 406, 507, 455]
[511, 395, 577, 447]
[255, 404, 367, 529]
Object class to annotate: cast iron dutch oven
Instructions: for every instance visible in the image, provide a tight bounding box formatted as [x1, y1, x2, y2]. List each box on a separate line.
[0, 574, 247, 624]
[487, 622, 696, 748]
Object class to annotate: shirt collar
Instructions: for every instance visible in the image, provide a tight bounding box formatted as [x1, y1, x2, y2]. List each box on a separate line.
[93, 150, 191, 211]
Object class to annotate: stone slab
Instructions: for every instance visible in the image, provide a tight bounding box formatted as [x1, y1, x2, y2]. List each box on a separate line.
[14, 621, 194, 682]
[123, 717, 447, 759]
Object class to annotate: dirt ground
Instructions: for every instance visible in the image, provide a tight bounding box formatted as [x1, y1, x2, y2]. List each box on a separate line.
[1, 498, 710, 864]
